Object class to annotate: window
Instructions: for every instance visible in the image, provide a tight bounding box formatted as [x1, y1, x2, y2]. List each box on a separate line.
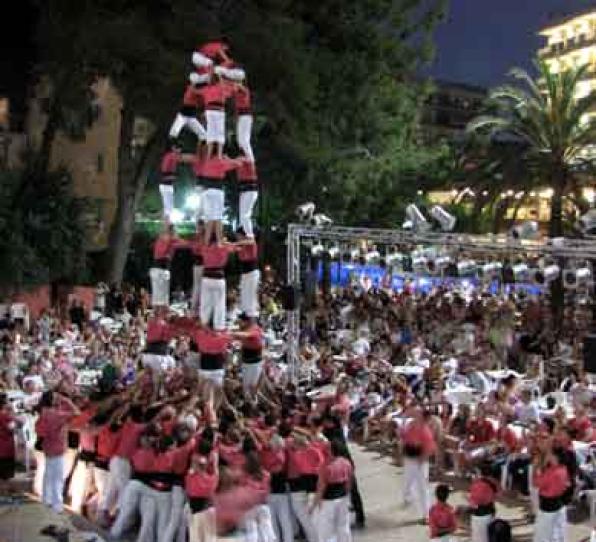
[97, 153, 104, 173]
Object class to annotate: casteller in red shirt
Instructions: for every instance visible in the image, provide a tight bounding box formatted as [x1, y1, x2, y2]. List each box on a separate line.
[429, 501, 457, 538]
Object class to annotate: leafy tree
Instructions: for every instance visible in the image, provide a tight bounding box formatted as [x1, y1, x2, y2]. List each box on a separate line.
[467, 60, 596, 238]
[0, 166, 89, 291]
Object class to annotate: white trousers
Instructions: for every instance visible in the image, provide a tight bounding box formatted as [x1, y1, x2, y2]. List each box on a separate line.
[290, 492, 319, 542]
[150, 267, 171, 307]
[111, 479, 145, 539]
[42, 455, 64, 513]
[206, 110, 225, 145]
[94, 465, 109, 508]
[189, 506, 217, 542]
[160, 184, 175, 219]
[142, 353, 176, 374]
[431, 537, 454, 542]
[169, 112, 207, 140]
[239, 190, 258, 238]
[243, 504, 276, 542]
[268, 493, 294, 542]
[402, 457, 430, 518]
[317, 497, 351, 542]
[533, 507, 567, 542]
[242, 362, 263, 394]
[471, 513, 494, 542]
[237, 115, 254, 161]
[70, 458, 94, 513]
[138, 488, 159, 542]
[150, 487, 173, 541]
[101, 456, 131, 513]
[200, 277, 226, 330]
[163, 485, 187, 542]
[202, 188, 225, 221]
[191, 265, 204, 311]
[34, 450, 45, 497]
[240, 269, 260, 317]
[198, 369, 225, 388]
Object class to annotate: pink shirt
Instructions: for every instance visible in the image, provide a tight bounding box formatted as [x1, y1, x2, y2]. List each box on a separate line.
[36, 405, 76, 457]
[115, 420, 146, 460]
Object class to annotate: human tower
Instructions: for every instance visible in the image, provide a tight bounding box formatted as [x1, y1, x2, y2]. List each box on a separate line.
[149, 39, 260, 330]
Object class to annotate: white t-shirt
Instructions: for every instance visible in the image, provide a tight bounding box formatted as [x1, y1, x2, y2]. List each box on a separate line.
[515, 401, 540, 424]
[352, 338, 370, 356]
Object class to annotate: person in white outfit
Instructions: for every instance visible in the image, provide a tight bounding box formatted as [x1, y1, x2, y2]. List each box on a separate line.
[35, 391, 80, 513]
[400, 409, 436, 521]
[236, 229, 260, 318]
[532, 449, 570, 542]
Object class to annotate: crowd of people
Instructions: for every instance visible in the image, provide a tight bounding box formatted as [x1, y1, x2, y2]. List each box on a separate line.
[0, 273, 594, 542]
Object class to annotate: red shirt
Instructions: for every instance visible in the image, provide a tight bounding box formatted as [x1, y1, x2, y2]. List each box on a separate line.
[131, 447, 157, 473]
[185, 469, 219, 498]
[468, 478, 498, 507]
[238, 243, 258, 263]
[497, 426, 521, 453]
[534, 464, 570, 498]
[242, 471, 271, 503]
[287, 442, 324, 479]
[570, 416, 593, 441]
[153, 235, 185, 261]
[200, 82, 229, 109]
[260, 446, 286, 475]
[36, 404, 76, 457]
[202, 244, 234, 270]
[194, 156, 239, 181]
[0, 412, 16, 459]
[319, 456, 352, 485]
[96, 425, 122, 460]
[115, 420, 146, 460]
[199, 41, 226, 60]
[235, 86, 252, 115]
[183, 84, 204, 108]
[161, 151, 180, 175]
[237, 160, 257, 182]
[147, 318, 173, 344]
[467, 419, 496, 444]
[217, 441, 245, 469]
[429, 502, 457, 538]
[402, 421, 436, 457]
[241, 325, 264, 352]
[195, 328, 231, 355]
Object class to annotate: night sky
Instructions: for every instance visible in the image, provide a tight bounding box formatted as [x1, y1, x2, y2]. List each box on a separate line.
[428, 0, 596, 88]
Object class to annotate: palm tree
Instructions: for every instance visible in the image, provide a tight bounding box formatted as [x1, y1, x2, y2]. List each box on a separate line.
[467, 59, 596, 237]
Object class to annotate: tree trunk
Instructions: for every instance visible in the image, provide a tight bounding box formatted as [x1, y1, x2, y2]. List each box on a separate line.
[103, 107, 161, 284]
[549, 159, 566, 329]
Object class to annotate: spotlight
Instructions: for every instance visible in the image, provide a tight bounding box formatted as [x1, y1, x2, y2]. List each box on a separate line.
[566, 264, 594, 288]
[509, 221, 539, 240]
[532, 264, 560, 285]
[365, 250, 381, 264]
[412, 256, 428, 274]
[170, 209, 184, 224]
[512, 263, 529, 281]
[296, 202, 315, 222]
[311, 242, 324, 257]
[457, 259, 477, 276]
[481, 262, 503, 279]
[310, 213, 333, 227]
[327, 246, 340, 259]
[405, 204, 430, 231]
[430, 205, 456, 232]
[185, 193, 201, 210]
[577, 209, 596, 235]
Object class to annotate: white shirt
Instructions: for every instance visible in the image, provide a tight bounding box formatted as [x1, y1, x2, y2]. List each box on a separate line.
[515, 401, 540, 424]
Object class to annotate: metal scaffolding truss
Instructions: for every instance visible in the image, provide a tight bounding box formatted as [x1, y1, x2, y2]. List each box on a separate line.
[285, 223, 596, 381]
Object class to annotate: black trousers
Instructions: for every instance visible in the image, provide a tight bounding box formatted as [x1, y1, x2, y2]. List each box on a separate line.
[351, 474, 365, 525]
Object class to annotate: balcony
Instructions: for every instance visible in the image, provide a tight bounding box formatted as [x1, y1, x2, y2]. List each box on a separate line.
[539, 33, 596, 59]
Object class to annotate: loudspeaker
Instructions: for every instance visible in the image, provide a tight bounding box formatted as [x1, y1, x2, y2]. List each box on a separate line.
[584, 334, 596, 374]
[281, 285, 300, 311]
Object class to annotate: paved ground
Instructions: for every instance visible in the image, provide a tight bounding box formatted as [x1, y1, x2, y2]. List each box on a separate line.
[0, 446, 592, 542]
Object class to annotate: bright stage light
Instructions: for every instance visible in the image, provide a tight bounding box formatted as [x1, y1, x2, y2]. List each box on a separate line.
[170, 209, 184, 224]
[185, 193, 201, 210]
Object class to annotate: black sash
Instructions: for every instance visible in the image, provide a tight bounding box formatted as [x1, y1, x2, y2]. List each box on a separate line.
[145, 341, 169, 355]
[403, 443, 422, 458]
[201, 353, 224, 371]
[471, 503, 495, 516]
[240, 260, 258, 274]
[323, 482, 347, 500]
[189, 497, 213, 513]
[270, 472, 288, 494]
[242, 347, 262, 365]
[203, 269, 225, 279]
[539, 495, 563, 512]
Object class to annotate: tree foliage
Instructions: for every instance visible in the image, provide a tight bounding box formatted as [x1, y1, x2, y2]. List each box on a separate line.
[0, 166, 89, 290]
[467, 59, 596, 237]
